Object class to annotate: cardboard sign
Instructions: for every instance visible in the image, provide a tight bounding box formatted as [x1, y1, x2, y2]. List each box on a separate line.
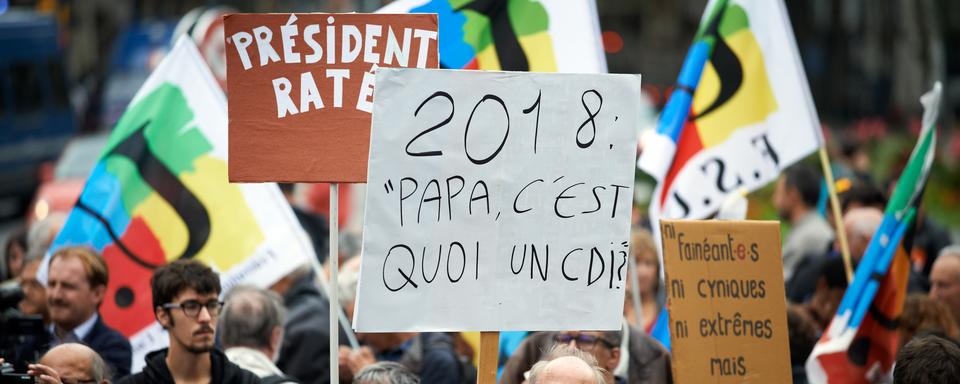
[660, 220, 791, 383]
[224, 13, 439, 183]
[353, 68, 642, 332]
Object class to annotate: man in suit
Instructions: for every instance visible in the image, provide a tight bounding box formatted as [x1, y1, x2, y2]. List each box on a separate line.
[46, 246, 132, 379]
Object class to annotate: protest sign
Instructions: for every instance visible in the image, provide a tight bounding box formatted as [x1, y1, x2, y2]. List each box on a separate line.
[353, 68, 641, 332]
[39, 37, 315, 371]
[224, 13, 439, 183]
[660, 220, 791, 383]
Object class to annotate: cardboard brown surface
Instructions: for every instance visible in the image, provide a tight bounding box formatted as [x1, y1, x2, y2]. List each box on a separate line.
[224, 13, 439, 183]
[660, 220, 791, 384]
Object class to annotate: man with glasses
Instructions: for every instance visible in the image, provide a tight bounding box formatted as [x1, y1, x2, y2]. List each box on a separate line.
[119, 259, 259, 384]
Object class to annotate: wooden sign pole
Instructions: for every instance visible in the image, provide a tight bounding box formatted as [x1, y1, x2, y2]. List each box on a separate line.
[477, 331, 500, 384]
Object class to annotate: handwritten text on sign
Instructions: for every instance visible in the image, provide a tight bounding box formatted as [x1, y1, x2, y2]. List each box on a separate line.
[660, 220, 791, 383]
[354, 69, 641, 332]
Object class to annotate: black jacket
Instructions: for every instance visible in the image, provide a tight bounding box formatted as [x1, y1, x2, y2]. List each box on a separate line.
[83, 315, 133, 379]
[117, 348, 260, 384]
[275, 274, 346, 384]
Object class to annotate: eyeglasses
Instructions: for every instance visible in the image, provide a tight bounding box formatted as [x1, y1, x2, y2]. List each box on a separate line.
[553, 333, 616, 352]
[61, 378, 97, 384]
[162, 300, 223, 318]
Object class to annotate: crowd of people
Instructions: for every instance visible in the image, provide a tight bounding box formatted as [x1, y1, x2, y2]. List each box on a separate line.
[2, 166, 960, 384]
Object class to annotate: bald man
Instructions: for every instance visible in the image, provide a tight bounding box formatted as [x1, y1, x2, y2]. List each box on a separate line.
[527, 345, 605, 384]
[27, 343, 110, 384]
[930, 246, 960, 328]
[841, 207, 884, 263]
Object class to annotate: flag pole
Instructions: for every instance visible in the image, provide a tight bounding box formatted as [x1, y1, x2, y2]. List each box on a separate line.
[330, 182, 340, 383]
[817, 146, 854, 283]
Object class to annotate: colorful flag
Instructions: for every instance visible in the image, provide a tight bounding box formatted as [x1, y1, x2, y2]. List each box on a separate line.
[638, 0, 823, 349]
[378, 0, 606, 73]
[38, 37, 315, 371]
[806, 82, 941, 384]
[639, 0, 822, 221]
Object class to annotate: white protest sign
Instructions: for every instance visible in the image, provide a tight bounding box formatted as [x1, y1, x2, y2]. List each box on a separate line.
[354, 68, 641, 332]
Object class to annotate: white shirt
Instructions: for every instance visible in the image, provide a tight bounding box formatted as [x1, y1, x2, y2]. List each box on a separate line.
[50, 313, 98, 344]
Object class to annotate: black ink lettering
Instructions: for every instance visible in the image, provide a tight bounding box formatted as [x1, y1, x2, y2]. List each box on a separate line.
[582, 186, 606, 214]
[418, 179, 441, 223]
[514, 179, 543, 214]
[469, 181, 490, 215]
[700, 158, 742, 193]
[530, 244, 548, 281]
[521, 90, 541, 154]
[510, 245, 525, 275]
[587, 247, 605, 286]
[447, 242, 466, 283]
[383, 245, 417, 292]
[577, 90, 602, 148]
[610, 184, 628, 218]
[399, 177, 418, 227]
[554, 182, 585, 219]
[562, 248, 582, 281]
[421, 245, 441, 283]
[407, 91, 453, 157]
[464, 94, 509, 165]
[671, 191, 691, 218]
[751, 133, 780, 167]
[445, 176, 465, 221]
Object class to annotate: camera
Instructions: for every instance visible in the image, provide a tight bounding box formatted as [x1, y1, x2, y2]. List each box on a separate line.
[0, 283, 45, 378]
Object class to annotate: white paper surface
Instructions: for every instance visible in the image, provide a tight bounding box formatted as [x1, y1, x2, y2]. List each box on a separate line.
[355, 68, 640, 332]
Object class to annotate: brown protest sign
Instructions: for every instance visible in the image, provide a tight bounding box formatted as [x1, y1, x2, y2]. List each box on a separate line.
[224, 13, 439, 183]
[660, 220, 791, 384]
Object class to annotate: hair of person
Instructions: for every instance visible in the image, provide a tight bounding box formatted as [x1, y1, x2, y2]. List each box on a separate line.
[277, 183, 295, 195]
[353, 361, 420, 384]
[894, 335, 960, 383]
[600, 329, 623, 350]
[786, 304, 818, 366]
[49, 246, 109, 288]
[900, 294, 960, 346]
[819, 257, 848, 290]
[90, 346, 111, 382]
[783, 165, 821, 208]
[220, 285, 287, 350]
[150, 259, 221, 310]
[528, 344, 606, 384]
[631, 229, 659, 272]
[24, 213, 67, 263]
[939, 245, 960, 261]
[4, 226, 27, 264]
[839, 182, 886, 212]
[338, 267, 360, 308]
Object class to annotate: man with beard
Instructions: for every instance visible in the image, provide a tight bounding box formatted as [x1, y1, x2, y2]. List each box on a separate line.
[119, 260, 259, 384]
[773, 165, 834, 281]
[46, 246, 131, 379]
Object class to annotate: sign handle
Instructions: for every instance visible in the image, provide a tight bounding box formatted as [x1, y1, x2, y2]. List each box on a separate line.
[478, 331, 500, 384]
[330, 182, 340, 383]
[818, 146, 854, 283]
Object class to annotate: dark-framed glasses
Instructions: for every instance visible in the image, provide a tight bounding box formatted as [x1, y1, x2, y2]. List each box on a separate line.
[162, 300, 223, 318]
[61, 378, 98, 384]
[553, 333, 615, 351]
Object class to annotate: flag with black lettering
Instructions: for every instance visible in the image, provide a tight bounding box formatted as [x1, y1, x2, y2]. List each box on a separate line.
[39, 37, 314, 371]
[638, 0, 822, 221]
[806, 82, 941, 384]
